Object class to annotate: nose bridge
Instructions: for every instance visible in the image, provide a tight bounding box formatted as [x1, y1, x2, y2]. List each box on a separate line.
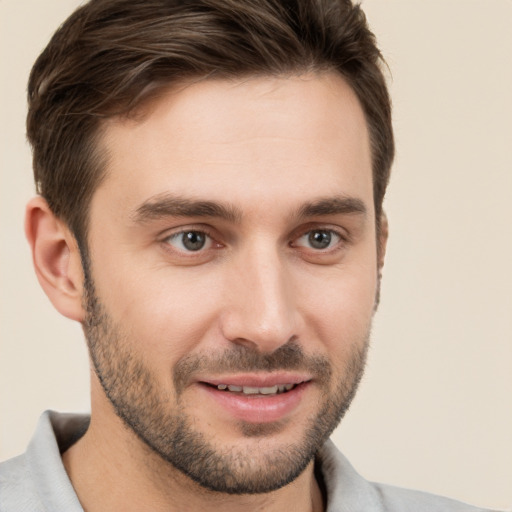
[221, 239, 297, 352]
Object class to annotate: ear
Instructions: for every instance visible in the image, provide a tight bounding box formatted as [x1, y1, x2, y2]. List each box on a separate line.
[25, 196, 86, 322]
[377, 211, 389, 272]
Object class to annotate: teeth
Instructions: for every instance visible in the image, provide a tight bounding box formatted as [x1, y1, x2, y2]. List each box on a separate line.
[217, 383, 295, 394]
[242, 386, 260, 394]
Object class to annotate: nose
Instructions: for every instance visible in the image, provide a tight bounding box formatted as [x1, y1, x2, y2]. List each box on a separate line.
[219, 244, 299, 353]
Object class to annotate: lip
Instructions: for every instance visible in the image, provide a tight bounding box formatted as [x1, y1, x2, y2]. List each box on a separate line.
[196, 373, 312, 424]
[200, 372, 312, 388]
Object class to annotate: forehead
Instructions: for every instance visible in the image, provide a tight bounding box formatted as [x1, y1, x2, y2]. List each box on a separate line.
[94, 73, 373, 220]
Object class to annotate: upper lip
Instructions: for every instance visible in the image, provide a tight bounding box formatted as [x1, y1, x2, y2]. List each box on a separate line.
[198, 373, 312, 388]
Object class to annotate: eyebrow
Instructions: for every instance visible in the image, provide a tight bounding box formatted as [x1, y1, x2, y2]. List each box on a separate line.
[296, 196, 367, 219]
[132, 193, 367, 225]
[132, 194, 242, 223]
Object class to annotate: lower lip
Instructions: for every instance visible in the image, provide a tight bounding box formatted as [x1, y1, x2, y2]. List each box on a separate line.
[198, 382, 309, 423]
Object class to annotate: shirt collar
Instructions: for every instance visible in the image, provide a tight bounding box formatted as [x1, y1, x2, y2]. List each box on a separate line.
[28, 410, 384, 512]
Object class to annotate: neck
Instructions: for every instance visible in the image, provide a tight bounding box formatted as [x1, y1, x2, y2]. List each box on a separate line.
[62, 409, 325, 512]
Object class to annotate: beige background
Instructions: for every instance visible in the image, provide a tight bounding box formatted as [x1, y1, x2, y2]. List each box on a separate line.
[1, 0, 511, 509]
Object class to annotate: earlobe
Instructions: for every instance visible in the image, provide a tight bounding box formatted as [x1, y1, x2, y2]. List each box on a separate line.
[25, 196, 85, 322]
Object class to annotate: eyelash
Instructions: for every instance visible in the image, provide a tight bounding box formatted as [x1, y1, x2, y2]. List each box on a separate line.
[291, 229, 344, 252]
[162, 227, 221, 254]
[160, 226, 348, 259]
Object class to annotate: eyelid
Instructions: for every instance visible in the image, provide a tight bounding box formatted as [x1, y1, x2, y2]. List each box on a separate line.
[288, 225, 351, 265]
[166, 230, 212, 251]
[290, 223, 349, 244]
[160, 224, 223, 254]
[293, 229, 341, 248]
[159, 223, 217, 240]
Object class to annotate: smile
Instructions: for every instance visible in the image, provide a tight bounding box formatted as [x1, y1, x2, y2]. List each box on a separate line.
[212, 383, 297, 395]
[197, 376, 313, 423]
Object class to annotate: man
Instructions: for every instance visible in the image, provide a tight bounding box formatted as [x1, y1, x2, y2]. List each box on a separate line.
[0, 1, 503, 511]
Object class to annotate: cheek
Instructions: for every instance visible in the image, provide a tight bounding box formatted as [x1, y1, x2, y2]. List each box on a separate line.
[299, 259, 377, 357]
[89, 246, 225, 365]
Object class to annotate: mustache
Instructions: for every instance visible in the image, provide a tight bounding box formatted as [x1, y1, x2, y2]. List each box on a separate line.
[173, 339, 332, 394]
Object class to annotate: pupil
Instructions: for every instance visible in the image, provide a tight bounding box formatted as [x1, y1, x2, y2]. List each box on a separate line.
[183, 232, 205, 251]
[309, 231, 331, 249]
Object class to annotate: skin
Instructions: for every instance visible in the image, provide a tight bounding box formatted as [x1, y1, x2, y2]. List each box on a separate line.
[26, 72, 387, 512]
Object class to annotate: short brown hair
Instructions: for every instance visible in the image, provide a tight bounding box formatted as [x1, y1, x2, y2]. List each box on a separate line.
[27, 0, 394, 248]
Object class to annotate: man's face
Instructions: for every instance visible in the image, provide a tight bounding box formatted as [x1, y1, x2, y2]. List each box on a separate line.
[83, 73, 381, 493]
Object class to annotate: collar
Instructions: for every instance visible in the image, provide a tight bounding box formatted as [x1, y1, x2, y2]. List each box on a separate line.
[26, 411, 383, 511]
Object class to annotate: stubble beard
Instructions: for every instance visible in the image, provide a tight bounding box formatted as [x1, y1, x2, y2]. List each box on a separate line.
[82, 275, 370, 495]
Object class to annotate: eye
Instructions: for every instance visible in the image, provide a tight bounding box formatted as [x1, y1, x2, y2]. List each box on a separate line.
[295, 229, 341, 250]
[165, 230, 212, 252]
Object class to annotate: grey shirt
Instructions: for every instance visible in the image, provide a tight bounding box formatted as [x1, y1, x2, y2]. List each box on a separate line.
[0, 411, 500, 511]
